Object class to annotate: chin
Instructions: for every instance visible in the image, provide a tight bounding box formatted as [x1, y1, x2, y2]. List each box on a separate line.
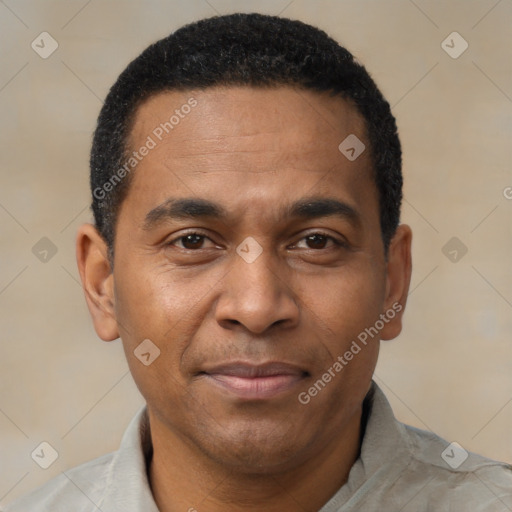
[195, 420, 308, 474]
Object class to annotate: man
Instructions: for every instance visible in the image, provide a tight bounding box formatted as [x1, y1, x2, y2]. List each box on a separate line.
[5, 12, 511, 512]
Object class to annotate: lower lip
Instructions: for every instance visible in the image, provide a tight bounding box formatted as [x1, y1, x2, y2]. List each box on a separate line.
[203, 373, 304, 400]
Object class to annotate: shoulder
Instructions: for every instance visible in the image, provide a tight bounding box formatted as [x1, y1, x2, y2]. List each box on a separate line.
[400, 422, 512, 510]
[3, 451, 115, 512]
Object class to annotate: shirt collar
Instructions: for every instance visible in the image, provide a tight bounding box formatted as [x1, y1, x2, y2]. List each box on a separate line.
[102, 380, 407, 511]
[100, 404, 158, 511]
[319, 381, 411, 511]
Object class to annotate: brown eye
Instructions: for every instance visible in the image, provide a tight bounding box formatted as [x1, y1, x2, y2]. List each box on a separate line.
[293, 232, 346, 251]
[178, 234, 205, 249]
[305, 234, 328, 249]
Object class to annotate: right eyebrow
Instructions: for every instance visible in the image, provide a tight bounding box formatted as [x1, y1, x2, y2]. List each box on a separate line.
[142, 197, 227, 231]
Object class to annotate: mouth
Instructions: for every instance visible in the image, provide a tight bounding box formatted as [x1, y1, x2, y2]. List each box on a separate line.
[199, 362, 309, 400]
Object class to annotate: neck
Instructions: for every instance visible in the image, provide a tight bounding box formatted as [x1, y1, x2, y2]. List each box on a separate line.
[148, 407, 363, 512]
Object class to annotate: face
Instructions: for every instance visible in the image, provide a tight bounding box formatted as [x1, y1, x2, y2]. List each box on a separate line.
[78, 86, 411, 474]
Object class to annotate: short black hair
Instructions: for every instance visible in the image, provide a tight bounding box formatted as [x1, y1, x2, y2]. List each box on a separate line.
[90, 12, 402, 261]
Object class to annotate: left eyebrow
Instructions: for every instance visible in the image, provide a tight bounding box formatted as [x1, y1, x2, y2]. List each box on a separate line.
[286, 197, 362, 228]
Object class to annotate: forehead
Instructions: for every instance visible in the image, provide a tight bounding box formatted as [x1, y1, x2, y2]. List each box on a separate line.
[129, 86, 367, 161]
[121, 86, 376, 226]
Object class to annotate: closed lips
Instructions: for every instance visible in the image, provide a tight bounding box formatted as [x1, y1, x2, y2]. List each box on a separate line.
[201, 362, 308, 378]
[199, 362, 309, 399]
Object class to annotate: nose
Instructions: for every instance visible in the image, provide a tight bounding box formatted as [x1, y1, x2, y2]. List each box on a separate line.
[214, 247, 300, 334]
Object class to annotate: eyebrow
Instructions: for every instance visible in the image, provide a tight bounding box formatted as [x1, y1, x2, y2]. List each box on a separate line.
[288, 197, 361, 226]
[143, 198, 226, 230]
[142, 196, 361, 231]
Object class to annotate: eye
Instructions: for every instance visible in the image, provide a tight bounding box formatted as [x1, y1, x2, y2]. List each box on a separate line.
[168, 232, 214, 250]
[294, 233, 345, 250]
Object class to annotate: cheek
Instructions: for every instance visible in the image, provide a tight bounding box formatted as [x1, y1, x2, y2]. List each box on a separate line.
[114, 263, 206, 338]
[298, 260, 386, 348]
[113, 264, 218, 392]
[113, 276, 190, 410]
[294, 265, 384, 418]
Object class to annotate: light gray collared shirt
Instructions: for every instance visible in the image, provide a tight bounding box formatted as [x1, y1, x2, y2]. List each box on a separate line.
[4, 382, 512, 511]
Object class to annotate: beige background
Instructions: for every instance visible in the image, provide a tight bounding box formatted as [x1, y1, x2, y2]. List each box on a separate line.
[1, 0, 511, 505]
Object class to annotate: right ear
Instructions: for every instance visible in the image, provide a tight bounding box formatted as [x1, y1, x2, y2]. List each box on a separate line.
[76, 223, 119, 341]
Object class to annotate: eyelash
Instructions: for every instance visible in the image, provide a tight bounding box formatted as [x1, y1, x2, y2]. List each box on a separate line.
[166, 230, 347, 250]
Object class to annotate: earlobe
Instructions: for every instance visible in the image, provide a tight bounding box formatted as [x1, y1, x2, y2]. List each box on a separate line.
[380, 224, 413, 341]
[76, 223, 119, 341]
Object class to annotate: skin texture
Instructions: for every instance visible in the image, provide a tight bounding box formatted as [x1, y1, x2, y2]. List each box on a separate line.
[76, 86, 412, 512]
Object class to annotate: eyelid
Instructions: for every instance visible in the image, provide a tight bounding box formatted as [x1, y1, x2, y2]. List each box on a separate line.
[291, 231, 348, 249]
[166, 230, 217, 248]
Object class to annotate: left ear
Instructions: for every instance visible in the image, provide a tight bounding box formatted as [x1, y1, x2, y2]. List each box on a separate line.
[380, 224, 412, 341]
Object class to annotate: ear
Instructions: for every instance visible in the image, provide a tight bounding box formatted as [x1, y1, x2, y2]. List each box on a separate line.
[76, 223, 119, 341]
[380, 224, 412, 341]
